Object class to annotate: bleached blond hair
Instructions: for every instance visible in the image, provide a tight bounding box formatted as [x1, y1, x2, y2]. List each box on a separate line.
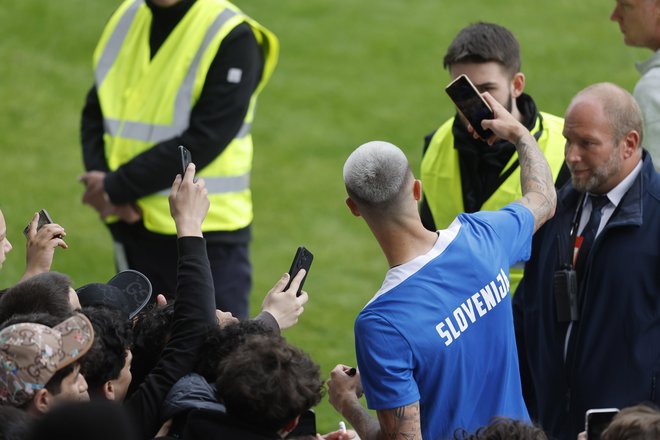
[343, 141, 412, 209]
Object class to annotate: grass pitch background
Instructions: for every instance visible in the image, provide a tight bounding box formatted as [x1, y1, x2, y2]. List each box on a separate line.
[0, 0, 646, 432]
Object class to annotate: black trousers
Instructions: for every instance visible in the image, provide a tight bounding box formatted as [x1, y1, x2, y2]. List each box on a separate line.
[112, 231, 251, 320]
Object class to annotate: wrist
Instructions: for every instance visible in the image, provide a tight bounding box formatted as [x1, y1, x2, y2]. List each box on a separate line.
[174, 215, 204, 237]
[337, 391, 360, 417]
[514, 130, 533, 148]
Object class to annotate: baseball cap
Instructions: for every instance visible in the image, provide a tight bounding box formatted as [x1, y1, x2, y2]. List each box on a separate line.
[76, 270, 152, 319]
[0, 313, 94, 407]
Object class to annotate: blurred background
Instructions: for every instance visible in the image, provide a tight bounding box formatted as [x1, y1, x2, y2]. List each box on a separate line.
[0, 0, 645, 432]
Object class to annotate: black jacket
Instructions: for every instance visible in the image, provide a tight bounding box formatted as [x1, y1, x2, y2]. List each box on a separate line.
[162, 408, 281, 440]
[126, 237, 216, 439]
[514, 153, 660, 440]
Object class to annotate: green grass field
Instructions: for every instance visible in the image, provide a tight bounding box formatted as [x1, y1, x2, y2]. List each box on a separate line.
[0, 0, 647, 432]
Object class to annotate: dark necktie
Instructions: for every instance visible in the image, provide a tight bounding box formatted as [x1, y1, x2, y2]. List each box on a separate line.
[575, 194, 609, 279]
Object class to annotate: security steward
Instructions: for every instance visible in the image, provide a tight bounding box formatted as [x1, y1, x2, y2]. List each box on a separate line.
[80, 0, 278, 318]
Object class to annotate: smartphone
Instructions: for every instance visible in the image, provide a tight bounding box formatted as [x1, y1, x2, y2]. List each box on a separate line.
[284, 246, 313, 296]
[285, 409, 316, 438]
[586, 408, 619, 440]
[445, 74, 494, 139]
[179, 145, 192, 176]
[23, 209, 56, 237]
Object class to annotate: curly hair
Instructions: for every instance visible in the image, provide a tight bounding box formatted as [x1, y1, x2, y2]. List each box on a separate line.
[80, 306, 133, 396]
[453, 417, 547, 440]
[127, 302, 174, 397]
[215, 333, 324, 433]
[195, 319, 275, 383]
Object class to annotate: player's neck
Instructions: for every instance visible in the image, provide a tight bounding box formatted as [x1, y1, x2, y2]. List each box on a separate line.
[373, 221, 439, 269]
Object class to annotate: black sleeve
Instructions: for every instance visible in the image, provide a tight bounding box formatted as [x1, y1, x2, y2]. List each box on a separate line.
[420, 195, 437, 232]
[81, 85, 110, 172]
[419, 130, 438, 231]
[554, 162, 571, 189]
[103, 22, 263, 204]
[253, 311, 280, 335]
[512, 277, 537, 418]
[125, 237, 216, 439]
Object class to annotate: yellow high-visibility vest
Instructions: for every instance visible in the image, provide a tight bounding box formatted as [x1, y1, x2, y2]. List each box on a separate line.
[94, 0, 278, 234]
[420, 113, 566, 292]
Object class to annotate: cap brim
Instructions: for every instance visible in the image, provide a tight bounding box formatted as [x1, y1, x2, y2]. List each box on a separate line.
[107, 270, 153, 319]
[53, 313, 94, 370]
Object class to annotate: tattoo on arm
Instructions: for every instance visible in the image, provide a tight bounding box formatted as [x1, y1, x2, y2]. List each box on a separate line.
[514, 132, 557, 231]
[377, 401, 422, 440]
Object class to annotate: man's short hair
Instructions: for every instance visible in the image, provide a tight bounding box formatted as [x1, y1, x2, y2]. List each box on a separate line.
[79, 306, 133, 396]
[575, 82, 644, 146]
[0, 272, 75, 327]
[602, 404, 660, 440]
[453, 417, 547, 439]
[215, 333, 324, 433]
[343, 141, 412, 211]
[0, 313, 94, 407]
[443, 22, 521, 75]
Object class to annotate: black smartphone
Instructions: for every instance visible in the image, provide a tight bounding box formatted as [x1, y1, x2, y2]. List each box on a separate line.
[586, 408, 619, 440]
[284, 246, 313, 296]
[445, 74, 494, 139]
[23, 209, 55, 237]
[179, 145, 192, 176]
[285, 409, 316, 438]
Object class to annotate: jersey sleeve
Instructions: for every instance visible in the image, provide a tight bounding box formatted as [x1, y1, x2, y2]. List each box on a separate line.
[469, 203, 535, 266]
[354, 311, 420, 410]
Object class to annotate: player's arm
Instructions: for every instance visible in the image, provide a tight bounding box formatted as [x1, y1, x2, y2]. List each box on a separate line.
[328, 365, 422, 440]
[478, 92, 557, 232]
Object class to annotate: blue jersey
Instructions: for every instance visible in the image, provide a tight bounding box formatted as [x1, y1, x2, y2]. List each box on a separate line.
[355, 203, 533, 440]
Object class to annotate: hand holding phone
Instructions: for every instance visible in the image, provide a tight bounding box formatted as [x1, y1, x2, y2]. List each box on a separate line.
[586, 408, 619, 440]
[21, 209, 68, 280]
[284, 246, 313, 296]
[445, 74, 494, 139]
[179, 145, 192, 176]
[23, 209, 59, 238]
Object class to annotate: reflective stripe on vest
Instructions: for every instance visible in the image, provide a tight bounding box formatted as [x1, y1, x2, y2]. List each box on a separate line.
[94, 0, 278, 234]
[97, 4, 249, 145]
[420, 112, 566, 294]
[156, 173, 250, 196]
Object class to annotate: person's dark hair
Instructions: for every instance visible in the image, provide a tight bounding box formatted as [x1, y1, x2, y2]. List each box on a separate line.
[0, 312, 62, 330]
[80, 306, 133, 396]
[127, 302, 174, 398]
[443, 22, 521, 76]
[0, 406, 32, 440]
[196, 319, 275, 383]
[453, 417, 547, 440]
[0, 272, 75, 326]
[601, 404, 660, 440]
[215, 333, 324, 433]
[43, 364, 76, 396]
[27, 400, 138, 440]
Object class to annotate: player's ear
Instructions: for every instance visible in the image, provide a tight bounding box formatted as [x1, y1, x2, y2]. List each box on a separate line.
[346, 197, 361, 217]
